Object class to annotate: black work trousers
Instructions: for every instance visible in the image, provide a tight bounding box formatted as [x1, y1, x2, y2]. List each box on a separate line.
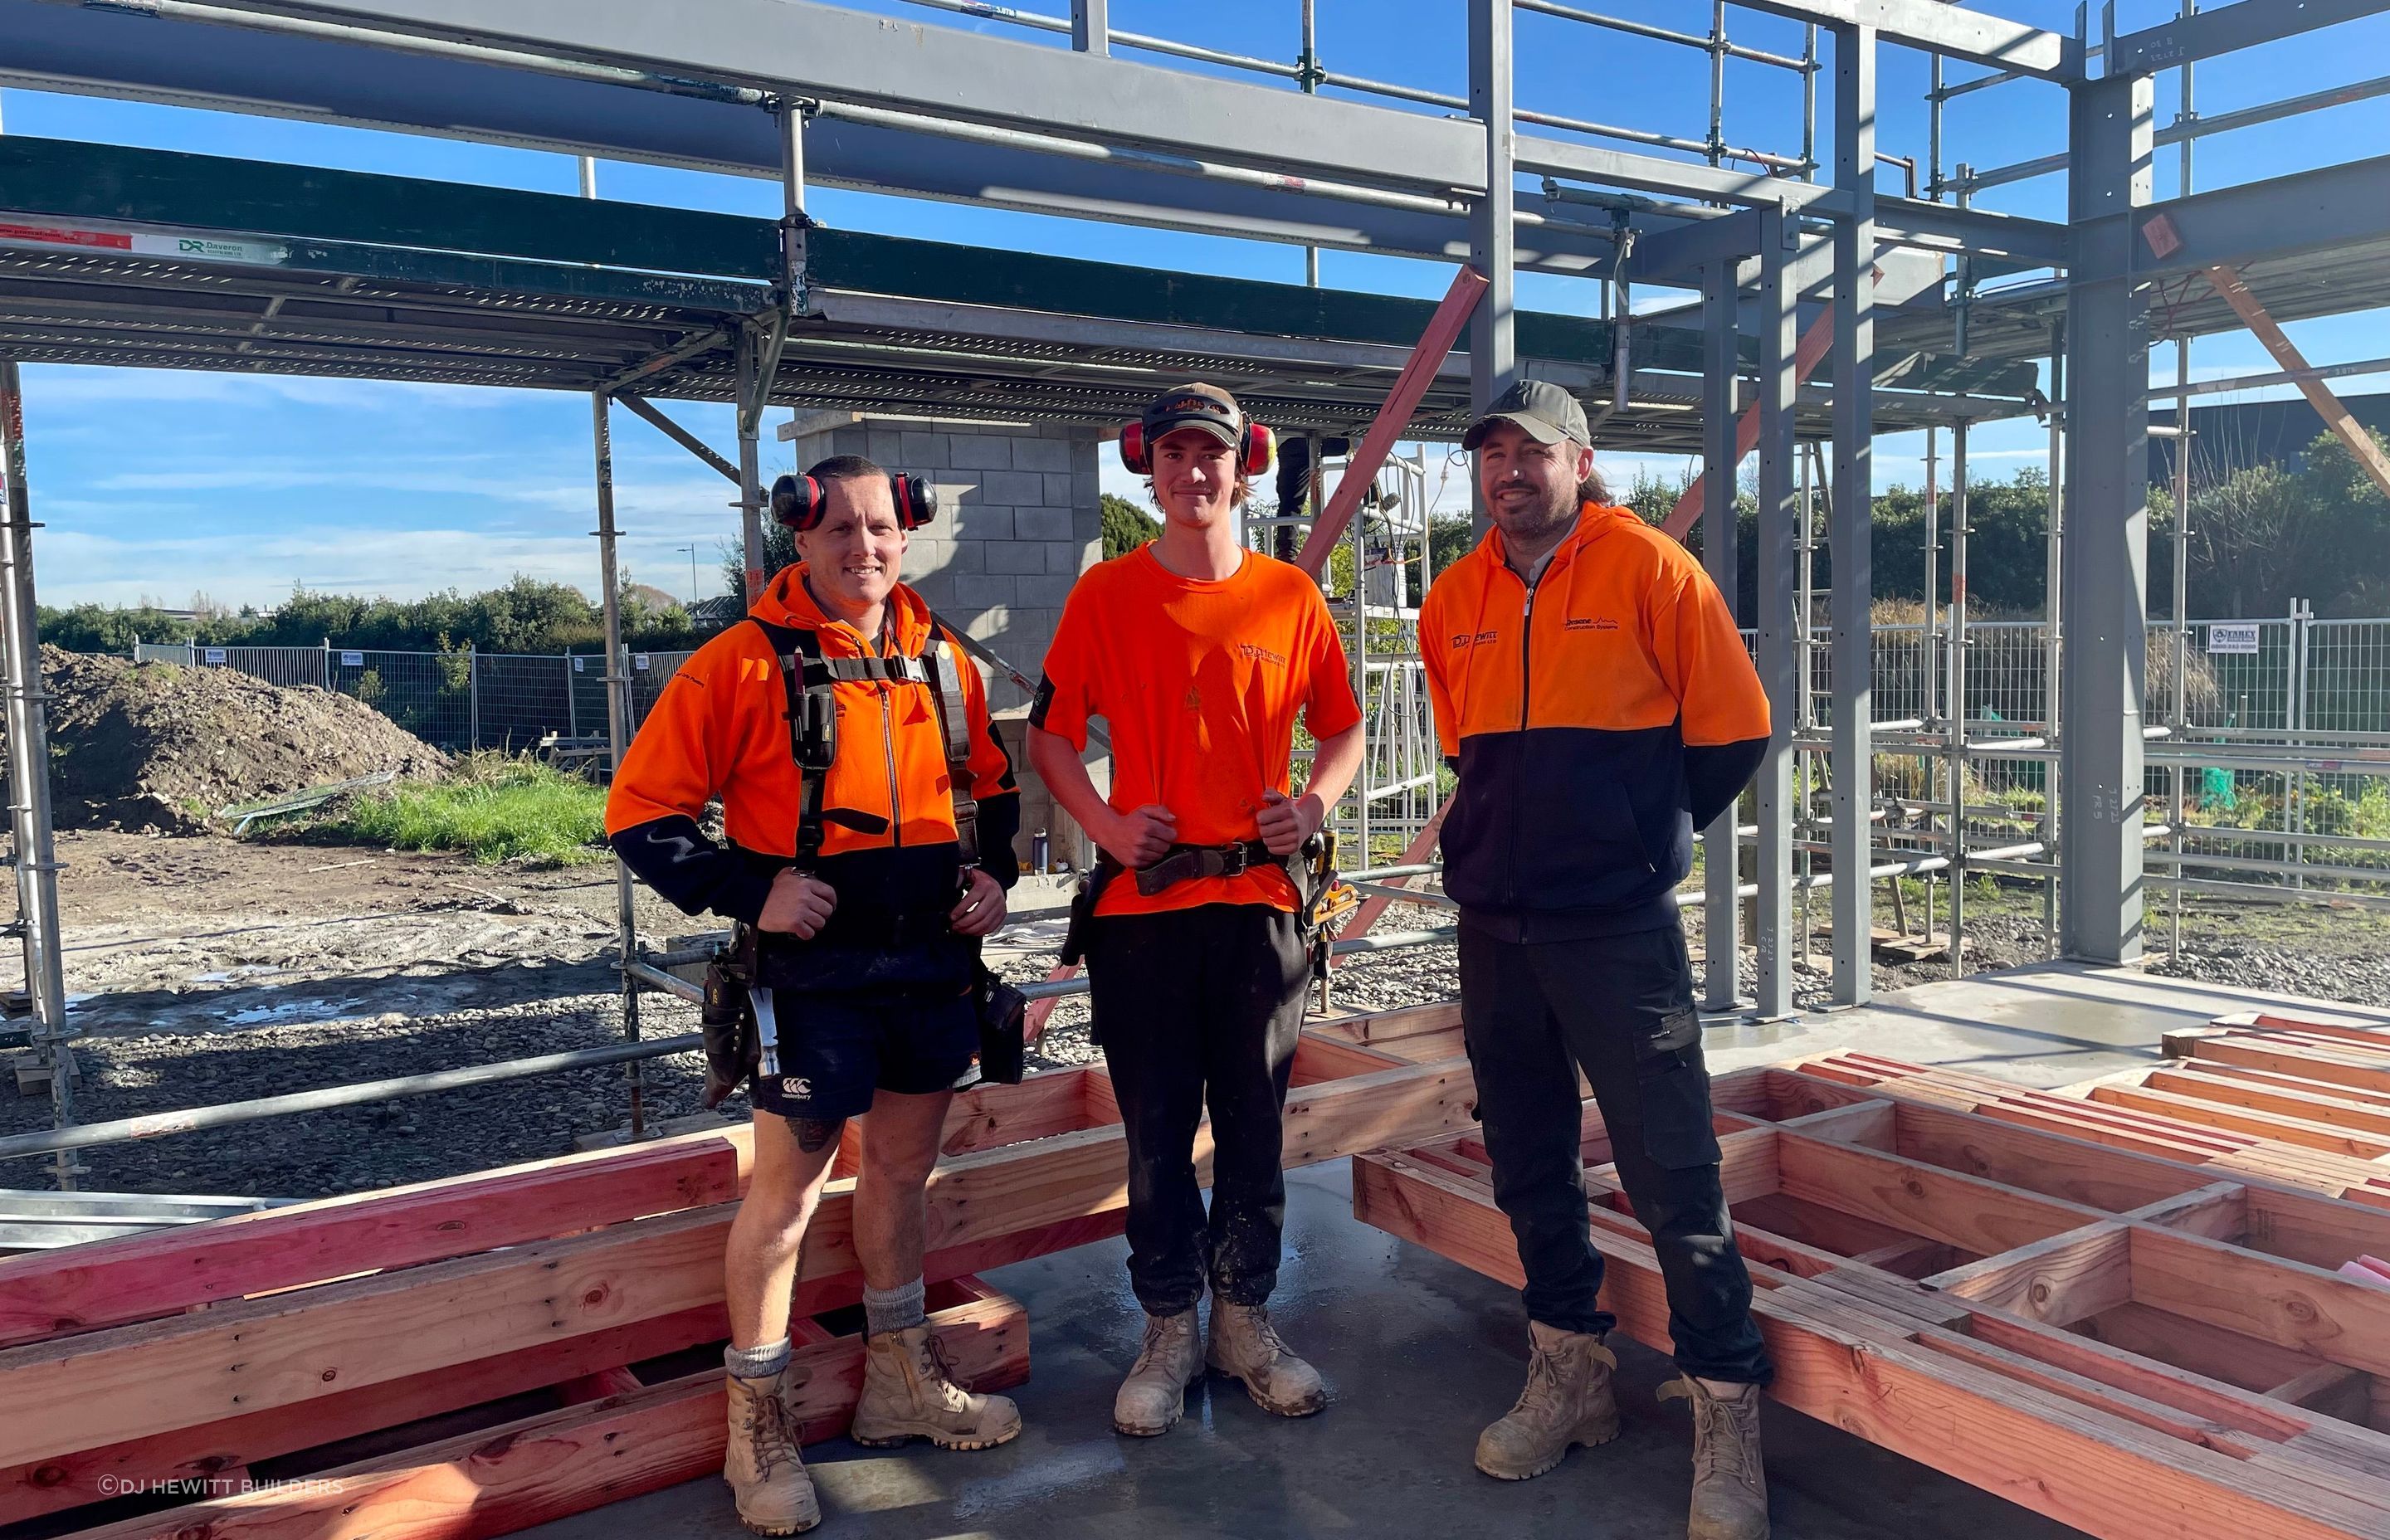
[1458, 919, 1773, 1385]
[1084, 902, 1310, 1317]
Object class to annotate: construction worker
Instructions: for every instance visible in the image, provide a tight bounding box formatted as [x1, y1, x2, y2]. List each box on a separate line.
[1420, 381, 1774, 1540]
[1026, 383, 1364, 1438]
[606, 456, 1025, 1535]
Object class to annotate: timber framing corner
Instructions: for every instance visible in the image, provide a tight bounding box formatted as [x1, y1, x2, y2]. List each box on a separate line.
[1357, 1055, 2390, 1540]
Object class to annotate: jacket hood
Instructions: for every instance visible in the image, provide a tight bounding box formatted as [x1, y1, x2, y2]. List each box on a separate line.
[1480, 500, 1633, 576]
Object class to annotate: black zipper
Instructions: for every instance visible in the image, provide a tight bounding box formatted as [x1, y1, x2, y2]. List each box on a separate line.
[1507, 563, 1534, 908]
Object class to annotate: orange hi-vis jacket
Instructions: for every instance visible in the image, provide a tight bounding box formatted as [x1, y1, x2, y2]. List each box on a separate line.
[604, 566, 1019, 936]
[1420, 502, 1769, 941]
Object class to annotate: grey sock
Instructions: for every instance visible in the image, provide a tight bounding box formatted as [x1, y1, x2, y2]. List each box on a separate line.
[863, 1277, 927, 1338]
[724, 1337, 791, 1380]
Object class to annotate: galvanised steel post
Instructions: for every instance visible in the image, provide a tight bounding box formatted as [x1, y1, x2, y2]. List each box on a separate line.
[1466, 0, 1514, 531]
[593, 390, 646, 1138]
[1700, 259, 1741, 1011]
[1753, 207, 1800, 1021]
[2060, 69, 2156, 965]
[1830, 22, 1879, 1006]
[0, 359, 76, 1189]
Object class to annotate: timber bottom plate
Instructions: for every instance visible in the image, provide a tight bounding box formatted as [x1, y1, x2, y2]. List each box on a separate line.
[1354, 1060, 2390, 1540]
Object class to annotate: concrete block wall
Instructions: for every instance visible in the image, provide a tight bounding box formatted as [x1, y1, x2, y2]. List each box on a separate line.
[787, 412, 1106, 871]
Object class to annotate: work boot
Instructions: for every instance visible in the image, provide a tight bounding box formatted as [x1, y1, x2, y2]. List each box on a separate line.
[848, 1325, 1022, 1450]
[1662, 1376, 1771, 1540]
[1474, 1321, 1622, 1480]
[1206, 1299, 1326, 1417]
[1113, 1308, 1203, 1436]
[723, 1369, 821, 1536]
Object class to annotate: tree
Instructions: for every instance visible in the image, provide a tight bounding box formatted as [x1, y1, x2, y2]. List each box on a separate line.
[1100, 494, 1159, 560]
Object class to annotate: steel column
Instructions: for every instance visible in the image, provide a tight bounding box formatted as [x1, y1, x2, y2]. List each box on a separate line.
[1829, 23, 1877, 1006]
[2060, 72, 2155, 965]
[1467, 0, 1514, 526]
[1071, 0, 1108, 55]
[591, 390, 644, 1138]
[0, 361, 75, 1189]
[734, 326, 765, 603]
[1700, 259, 1740, 1011]
[1752, 208, 1799, 1020]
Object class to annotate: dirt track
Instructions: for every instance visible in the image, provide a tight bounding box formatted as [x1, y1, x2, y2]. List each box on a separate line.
[7, 828, 2387, 1199]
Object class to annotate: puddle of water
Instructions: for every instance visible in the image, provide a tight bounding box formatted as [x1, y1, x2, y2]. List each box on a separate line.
[217, 997, 369, 1027]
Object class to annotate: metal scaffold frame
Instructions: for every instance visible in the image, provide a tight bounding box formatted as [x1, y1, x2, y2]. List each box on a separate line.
[0, 0, 2385, 1188]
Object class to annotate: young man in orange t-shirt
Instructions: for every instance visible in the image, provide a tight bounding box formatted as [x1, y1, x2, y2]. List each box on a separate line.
[1027, 383, 1363, 1438]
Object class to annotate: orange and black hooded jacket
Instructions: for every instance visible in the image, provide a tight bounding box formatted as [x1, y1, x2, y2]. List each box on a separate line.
[604, 566, 1020, 940]
[1420, 502, 1768, 942]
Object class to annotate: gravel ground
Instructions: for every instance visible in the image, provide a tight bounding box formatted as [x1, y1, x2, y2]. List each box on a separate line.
[7, 832, 2387, 1200]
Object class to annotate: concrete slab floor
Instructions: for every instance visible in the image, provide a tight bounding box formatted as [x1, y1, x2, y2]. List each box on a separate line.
[523, 1162, 2079, 1540]
[1696, 957, 2390, 1088]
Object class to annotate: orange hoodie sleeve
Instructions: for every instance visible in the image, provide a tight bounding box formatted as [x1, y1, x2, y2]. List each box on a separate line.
[1418, 579, 1461, 761]
[1650, 552, 1770, 830]
[604, 628, 782, 924]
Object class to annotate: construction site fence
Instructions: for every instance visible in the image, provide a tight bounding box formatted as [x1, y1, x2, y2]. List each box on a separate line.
[130, 641, 697, 755]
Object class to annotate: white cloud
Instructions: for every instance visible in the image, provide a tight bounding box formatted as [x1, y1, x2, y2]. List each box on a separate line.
[21, 365, 506, 412]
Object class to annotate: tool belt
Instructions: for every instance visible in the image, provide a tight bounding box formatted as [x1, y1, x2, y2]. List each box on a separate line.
[699, 923, 761, 1110]
[1059, 833, 1337, 970]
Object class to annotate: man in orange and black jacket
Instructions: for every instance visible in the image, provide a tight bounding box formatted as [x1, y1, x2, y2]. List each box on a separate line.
[1422, 382, 1773, 1540]
[607, 456, 1024, 1535]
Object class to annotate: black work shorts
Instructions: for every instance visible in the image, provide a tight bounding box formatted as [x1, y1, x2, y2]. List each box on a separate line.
[746, 981, 978, 1123]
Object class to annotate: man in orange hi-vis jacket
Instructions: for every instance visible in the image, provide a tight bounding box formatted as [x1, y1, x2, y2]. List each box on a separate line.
[1421, 381, 1773, 1540]
[607, 456, 1023, 1535]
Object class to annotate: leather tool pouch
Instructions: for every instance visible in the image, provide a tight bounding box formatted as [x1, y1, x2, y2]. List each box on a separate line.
[973, 965, 1029, 1085]
[698, 926, 761, 1109]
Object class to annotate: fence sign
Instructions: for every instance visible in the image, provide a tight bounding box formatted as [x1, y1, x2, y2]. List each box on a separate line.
[202, 647, 226, 665]
[2207, 623, 2262, 655]
[573, 656, 585, 672]
[633, 654, 651, 671]
[339, 650, 363, 667]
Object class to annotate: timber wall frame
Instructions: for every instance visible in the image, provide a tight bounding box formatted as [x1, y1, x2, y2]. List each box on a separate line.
[1357, 1048, 2390, 1539]
[0, 1010, 1475, 1536]
[3, 0, 2390, 1158]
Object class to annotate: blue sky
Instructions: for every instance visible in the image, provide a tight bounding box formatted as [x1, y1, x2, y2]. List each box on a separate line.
[11, 0, 2389, 611]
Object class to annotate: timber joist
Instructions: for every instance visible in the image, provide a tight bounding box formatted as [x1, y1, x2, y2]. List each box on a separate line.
[0, 1006, 1473, 1538]
[1355, 1056, 2390, 1540]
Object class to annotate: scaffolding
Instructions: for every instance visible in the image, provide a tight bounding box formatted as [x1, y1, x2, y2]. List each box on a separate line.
[0, 0, 2385, 1184]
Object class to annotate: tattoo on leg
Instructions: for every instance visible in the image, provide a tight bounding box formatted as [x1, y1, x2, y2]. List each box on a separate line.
[793, 1116, 845, 1153]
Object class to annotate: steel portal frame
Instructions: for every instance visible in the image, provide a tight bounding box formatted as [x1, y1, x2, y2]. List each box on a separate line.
[0, 0, 2386, 1183]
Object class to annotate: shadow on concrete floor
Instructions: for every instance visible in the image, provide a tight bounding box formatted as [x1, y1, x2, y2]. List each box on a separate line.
[520, 1162, 2080, 1540]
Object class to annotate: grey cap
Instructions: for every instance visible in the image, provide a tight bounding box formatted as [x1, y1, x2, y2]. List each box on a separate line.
[1461, 379, 1588, 451]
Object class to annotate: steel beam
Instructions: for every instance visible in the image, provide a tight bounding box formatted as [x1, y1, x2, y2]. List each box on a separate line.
[2060, 73, 2155, 967]
[1700, 260, 1741, 1012]
[1518, 134, 1833, 208]
[1468, 0, 1515, 470]
[1829, 23, 1876, 1007]
[0, 1, 1639, 275]
[2129, 154, 2390, 282]
[1751, 207, 1798, 1021]
[2110, 0, 2390, 76]
[1727, 0, 2074, 77]
[151, 0, 1489, 192]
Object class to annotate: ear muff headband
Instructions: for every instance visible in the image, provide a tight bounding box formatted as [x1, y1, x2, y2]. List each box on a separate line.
[1117, 420, 1276, 476]
[773, 472, 939, 531]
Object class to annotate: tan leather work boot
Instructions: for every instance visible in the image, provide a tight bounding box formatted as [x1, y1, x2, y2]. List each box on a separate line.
[723, 1369, 821, 1535]
[1662, 1376, 1771, 1540]
[1474, 1321, 1622, 1480]
[1206, 1299, 1327, 1417]
[848, 1325, 1023, 1450]
[1113, 1309, 1203, 1435]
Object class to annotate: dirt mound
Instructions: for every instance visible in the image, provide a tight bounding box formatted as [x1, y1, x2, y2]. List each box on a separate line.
[29, 646, 448, 831]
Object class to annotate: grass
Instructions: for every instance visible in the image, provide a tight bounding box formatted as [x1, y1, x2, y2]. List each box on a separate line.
[304, 753, 609, 866]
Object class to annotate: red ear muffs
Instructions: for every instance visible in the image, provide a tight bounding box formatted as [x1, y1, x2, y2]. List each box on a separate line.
[1241, 422, 1275, 477]
[770, 472, 822, 530]
[1119, 420, 1275, 477]
[774, 472, 938, 531]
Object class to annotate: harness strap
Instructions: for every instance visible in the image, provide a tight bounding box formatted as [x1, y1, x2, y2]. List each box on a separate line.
[747, 612, 982, 876]
[1132, 839, 1288, 898]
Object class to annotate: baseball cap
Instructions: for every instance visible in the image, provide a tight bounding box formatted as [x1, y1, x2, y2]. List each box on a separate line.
[1461, 379, 1589, 451]
[1141, 382, 1245, 449]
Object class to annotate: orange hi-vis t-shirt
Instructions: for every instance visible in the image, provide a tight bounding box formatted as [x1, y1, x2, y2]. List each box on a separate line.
[1032, 544, 1362, 917]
